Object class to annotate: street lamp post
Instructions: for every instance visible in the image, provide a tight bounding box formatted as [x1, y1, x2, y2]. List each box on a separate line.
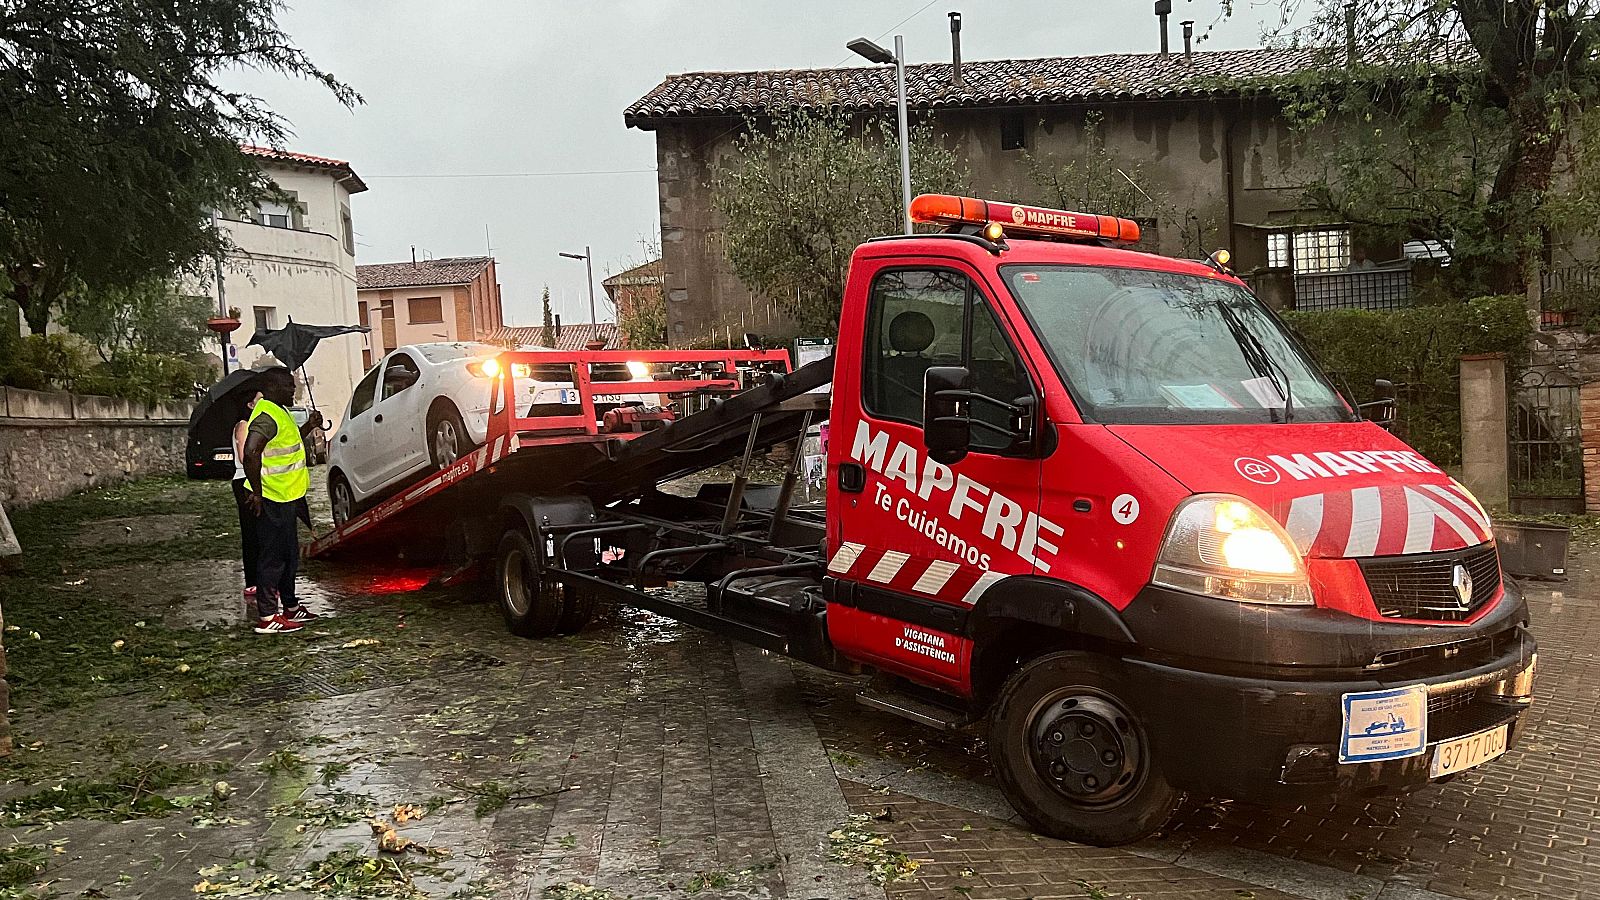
[847, 34, 913, 235]
[559, 247, 598, 325]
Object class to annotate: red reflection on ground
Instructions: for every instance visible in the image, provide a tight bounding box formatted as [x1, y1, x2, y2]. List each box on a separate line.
[365, 572, 433, 594]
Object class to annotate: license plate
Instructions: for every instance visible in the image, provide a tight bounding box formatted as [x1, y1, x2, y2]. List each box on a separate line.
[1430, 724, 1509, 778]
[559, 389, 580, 404]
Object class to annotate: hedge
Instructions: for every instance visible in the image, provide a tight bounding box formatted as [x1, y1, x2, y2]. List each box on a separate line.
[1281, 295, 1530, 468]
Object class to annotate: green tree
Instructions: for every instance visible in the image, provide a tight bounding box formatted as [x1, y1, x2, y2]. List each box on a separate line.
[60, 280, 213, 363]
[1239, 0, 1600, 297]
[540, 285, 555, 346]
[0, 0, 360, 333]
[712, 111, 968, 335]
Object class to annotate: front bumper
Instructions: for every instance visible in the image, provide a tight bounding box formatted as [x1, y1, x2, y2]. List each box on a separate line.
[1119, 586, 1537, 802]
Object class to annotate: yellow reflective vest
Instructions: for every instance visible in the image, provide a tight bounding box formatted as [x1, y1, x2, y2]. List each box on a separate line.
[246, 399, 309, 503]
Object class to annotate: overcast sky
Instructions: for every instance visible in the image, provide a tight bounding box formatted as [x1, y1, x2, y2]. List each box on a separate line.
[228, 0, 1303, 327]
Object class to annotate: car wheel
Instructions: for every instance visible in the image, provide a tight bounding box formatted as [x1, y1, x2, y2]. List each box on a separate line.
[988, 651, 1182, 846]
[330, 471, 357, 526]
[428, 403, 470, 470]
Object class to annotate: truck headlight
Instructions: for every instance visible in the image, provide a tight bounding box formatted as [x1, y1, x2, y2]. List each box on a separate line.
[626, 360, 651, 380]
[1152, 494, 1313, 605]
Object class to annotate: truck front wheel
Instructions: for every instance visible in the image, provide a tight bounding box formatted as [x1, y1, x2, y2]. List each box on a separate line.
[495, 529, 567, 637]
[989, 651, 1181, 846]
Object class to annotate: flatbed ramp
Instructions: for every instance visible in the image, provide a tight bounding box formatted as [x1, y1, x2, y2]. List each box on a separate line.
[308, 349, 832, 560]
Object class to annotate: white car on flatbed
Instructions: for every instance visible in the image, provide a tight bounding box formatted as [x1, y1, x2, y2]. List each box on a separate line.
[327, 342, 657, 524]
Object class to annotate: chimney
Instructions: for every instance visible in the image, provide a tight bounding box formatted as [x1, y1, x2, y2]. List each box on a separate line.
[555, 314, 562, 338]
[410, 245, 416, 266]
[1154, 0, 1171, 56]
[1181, 20, 1194, 62]
[948, 12, 963, 89]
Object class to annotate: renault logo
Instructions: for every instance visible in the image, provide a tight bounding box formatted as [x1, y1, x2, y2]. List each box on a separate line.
[1452, 563, 1474, 608]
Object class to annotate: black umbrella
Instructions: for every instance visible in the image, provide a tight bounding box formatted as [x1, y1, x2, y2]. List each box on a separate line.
[246, 319, 370, 371]
[185, 368, 270, 479]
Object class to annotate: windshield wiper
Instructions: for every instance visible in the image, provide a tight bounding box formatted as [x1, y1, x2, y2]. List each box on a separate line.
[1216, 302, 1294, 423]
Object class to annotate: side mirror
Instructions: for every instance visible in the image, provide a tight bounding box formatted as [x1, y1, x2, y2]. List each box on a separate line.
[924, 366, 972, 465]
[1358, 378, 1397, 430]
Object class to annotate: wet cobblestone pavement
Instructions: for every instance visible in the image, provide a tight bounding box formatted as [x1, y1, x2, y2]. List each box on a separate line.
[0, 475, 1593, 899]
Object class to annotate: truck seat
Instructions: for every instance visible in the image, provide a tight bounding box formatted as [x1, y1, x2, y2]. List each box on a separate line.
[877, 311, 936, 421]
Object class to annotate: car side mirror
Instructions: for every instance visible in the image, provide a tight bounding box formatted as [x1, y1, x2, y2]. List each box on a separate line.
[1358, 378, 1397, 430]
[924, 365, 972, 465]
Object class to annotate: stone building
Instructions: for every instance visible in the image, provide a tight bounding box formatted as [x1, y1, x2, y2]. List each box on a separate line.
[355, 256, 506, 369]
[624, 46, 1386, 345]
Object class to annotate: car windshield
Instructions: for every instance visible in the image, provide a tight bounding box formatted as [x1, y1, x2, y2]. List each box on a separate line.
[417, 342, 501, 364]
[1001, 265, 1351, 425]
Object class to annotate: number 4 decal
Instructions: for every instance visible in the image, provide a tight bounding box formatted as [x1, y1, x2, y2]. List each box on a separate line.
[1112, 493, 1140, 525]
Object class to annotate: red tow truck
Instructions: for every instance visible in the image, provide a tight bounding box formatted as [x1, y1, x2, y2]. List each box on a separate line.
[313, 194, 1536, 846]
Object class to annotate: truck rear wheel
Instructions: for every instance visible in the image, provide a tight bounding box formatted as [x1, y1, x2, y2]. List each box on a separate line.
[495, 529, 566, 637]
[988, 651, 1181, 846]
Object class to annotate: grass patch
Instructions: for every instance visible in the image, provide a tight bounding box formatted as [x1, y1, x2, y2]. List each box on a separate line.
[0, 842, 50, 899]
[1, 760, 220, 824]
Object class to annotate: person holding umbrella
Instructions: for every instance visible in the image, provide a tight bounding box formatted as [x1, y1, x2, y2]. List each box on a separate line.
[242, 367, 325, 634]
[231, 388, 264, 609]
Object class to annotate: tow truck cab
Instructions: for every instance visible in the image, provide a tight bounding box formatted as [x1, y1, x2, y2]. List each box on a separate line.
[816, 195, 1535, 844]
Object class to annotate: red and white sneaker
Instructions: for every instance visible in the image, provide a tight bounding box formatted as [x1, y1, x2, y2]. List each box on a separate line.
[253, 615, 305, 635]
[244, 586, 258, 598]
[284, 606, 321, 623]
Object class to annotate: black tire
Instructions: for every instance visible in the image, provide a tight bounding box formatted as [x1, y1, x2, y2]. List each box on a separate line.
[988, 651, 1182, 846]
[329, 471, 357, 526]
[495, 528, 566, 638]
[428, 403, 470, 470]
[554, 585, 596, 634]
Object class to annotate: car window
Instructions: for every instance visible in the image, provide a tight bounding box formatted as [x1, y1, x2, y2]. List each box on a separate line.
[349, 366, 381, 418]
[382, 352, 421, 400]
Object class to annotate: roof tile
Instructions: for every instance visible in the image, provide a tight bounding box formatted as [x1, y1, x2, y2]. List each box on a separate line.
[241, 145, 367, 193]
[625, 47, 1320, 125]
[489, 323, 621, 352]
[357, 257, 494, 290]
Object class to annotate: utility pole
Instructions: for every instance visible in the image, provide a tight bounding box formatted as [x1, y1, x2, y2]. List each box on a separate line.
[559, 246, 599, 324]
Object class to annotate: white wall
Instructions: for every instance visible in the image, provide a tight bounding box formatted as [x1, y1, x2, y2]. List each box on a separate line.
[201, 164, 366, 426]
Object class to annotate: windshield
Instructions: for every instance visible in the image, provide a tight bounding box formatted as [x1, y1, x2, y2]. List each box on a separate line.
[1002, 265, 1351, 425]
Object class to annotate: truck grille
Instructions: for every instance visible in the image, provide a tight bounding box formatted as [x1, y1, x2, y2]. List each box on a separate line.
[1359, 543, 1502, 622]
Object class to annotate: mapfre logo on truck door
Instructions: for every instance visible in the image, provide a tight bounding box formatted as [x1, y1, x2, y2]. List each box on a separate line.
[844, 421, 1064, 573]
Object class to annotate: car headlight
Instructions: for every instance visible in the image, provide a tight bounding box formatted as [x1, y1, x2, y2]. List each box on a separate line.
[626, 360, 651, 380]
[467, 358, 501, 378]
[1151, 494, 1313, 605]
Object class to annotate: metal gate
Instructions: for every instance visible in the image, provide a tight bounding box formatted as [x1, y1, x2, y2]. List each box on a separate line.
[1510, 369, 1584, 513]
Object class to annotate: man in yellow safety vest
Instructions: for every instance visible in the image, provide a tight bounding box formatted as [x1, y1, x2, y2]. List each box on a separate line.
[242, 367, 325, 634]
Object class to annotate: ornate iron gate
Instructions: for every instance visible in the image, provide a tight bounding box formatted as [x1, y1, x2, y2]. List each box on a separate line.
[1510, 370, 1584, 513]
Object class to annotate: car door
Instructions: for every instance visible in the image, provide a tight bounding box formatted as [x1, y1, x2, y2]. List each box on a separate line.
[368, 350, 427, 488]
[828, 261, 1046, 691]
[337, 363, 383, 495]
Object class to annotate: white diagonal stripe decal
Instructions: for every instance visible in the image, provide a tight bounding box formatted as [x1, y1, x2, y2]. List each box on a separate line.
[867, 551, 909, 583]
[827, 541, 865, 574]
[1284, 493, 1325, 554]
[1423, 483, 1491, 533]
[911, 560, 960, 595]
[1344, 486, 1383, 557]
[960, 570, 1006, 606]
[1403, 487, 1477, 553]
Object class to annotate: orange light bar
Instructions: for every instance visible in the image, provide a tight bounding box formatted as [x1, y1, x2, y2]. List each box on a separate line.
[909, 193, 1141, 245]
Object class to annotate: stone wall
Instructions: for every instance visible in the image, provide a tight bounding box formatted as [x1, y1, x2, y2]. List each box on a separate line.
[0, 387, 194, 508]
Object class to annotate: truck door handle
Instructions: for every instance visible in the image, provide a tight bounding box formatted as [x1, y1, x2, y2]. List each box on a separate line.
[374, 414, 384, 423]
[838, 462, 865, 493]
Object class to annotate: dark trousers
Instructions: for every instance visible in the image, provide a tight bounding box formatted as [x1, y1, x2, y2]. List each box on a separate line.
[255, 496, 302, 619]
[232, 479, 260, 589]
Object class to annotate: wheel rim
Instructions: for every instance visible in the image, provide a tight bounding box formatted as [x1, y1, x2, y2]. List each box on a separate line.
[1026, 687, 1148, 809]
[501, 546, 532, 616]
[332, 483, 352, 524]
[435, 419, 460, 467]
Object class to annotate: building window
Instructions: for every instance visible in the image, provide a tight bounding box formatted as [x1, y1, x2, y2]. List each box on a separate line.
[1000, 110, 1027, 151]
[253, 306, 276, 334]
[341, 206, 354, 256]
[1267, 228, 1351, 274]
[408, 296, 443, 324]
